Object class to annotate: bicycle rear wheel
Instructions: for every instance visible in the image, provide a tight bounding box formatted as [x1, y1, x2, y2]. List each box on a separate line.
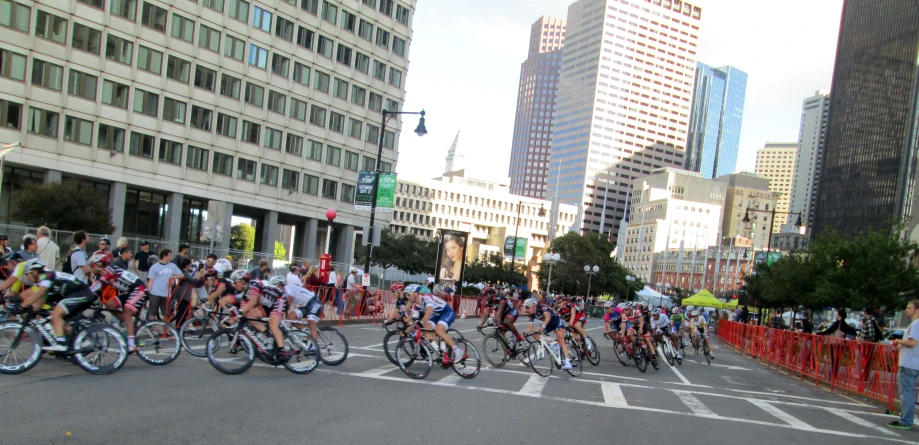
[0, 322, 41, 374]
[703, 343, 711, 365]
[585, 336, 600, 366]
[135, 321, 181, 365]
[613, 338, 630, 366]
[450, 339, 480, 379]
[632, 341, 648, 373]
[527, 342, 553, 377]
[207, 329, 255, 375]
[447, 328, 464, 342]
[73, 324, 129, 375]
[482, 333, 509, 367]
[660, 341, 675, 366]
[395, 337, 432, 379]
[283, 330, 320, 374]
[316, 326, 348, 366]
[564, 338, 583, 377]
[180, 316, 220, 357]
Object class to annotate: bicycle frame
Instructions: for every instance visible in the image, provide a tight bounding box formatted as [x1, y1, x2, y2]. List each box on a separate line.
[527, 334, 564, 367]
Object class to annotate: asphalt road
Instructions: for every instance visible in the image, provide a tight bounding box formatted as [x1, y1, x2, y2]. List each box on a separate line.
[1, 317, 915, 445]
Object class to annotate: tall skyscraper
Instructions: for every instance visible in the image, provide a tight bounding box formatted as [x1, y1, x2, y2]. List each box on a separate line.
[444, 131, 464, 174]
[814, 0, 919, 236]
[684, 63, 747, 179]
[789, 90, 830, 231]
[508, 16, 566, 198]
[755, 143, 798, 234]
[548, 0, 701, 237]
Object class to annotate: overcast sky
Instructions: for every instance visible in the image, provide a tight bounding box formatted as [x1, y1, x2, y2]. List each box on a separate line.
[394, 0, 844, 179]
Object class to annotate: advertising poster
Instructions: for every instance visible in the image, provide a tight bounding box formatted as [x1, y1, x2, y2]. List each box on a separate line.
[435, 230, 468, 288]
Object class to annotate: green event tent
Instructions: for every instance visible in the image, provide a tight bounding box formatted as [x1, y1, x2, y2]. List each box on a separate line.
[680, 290, 724, 309]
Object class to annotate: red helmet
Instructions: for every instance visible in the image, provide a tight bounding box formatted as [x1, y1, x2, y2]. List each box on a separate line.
[482, 287, 497, 296]
[390, 282, 404, 292]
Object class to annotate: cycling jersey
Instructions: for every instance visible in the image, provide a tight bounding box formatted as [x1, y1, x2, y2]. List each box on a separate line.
[248, 281, 285, 316]
[670, 313, 686, 326]
[622, 309, 643, 324]
[604, 312, 622, 331]
[688, 317, 707, 329]
[285, 284, 321, 322]
[488, 294, 518, 320]
[208, 277, 235, 297]
[37, 271, 96, 316]
[529, 303, 561, 332]
[649, 314, 671, 333]
[91, 266, 146, 312]
[416, 294, 455, 328]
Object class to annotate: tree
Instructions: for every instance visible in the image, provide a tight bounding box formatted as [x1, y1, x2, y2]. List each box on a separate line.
[273, 240, 287, 260]
[463, 252, 526, 286]
[230, 223, 255, 255]
[12, 179, 115, 233]
[536, 232, 644, 299]
[355, 229, 439, 275]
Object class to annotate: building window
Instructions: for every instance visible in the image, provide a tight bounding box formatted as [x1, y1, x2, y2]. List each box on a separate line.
[194, 65, 217, 91]
[31, 59, 63, 91]
[216, 113, 237, 138]
[244, 82, 265, 107]
[67, 69, 97, 101]
[340, 183, 355, 203]
[303, 174, 319, 195]
[212, 151, 233, 176]
[381, 161, 392, 173]
[271, 53, 289, 77]
[350, 85, 367, 107]
[301, 0, 318, 14]
[252, 5, 272, 32]
[0, 49, 26, 81]
[129, 131, 155, 158]
[228, 0, 249, 23]
[0, 99, 21, 130]
[344, 150, 359, 171]
[224, 34, 245, 60]
[379, 0, 393, 16]
[321, 179, 337, 199]
[63, 115, 93, 145]
[71, 22, 102, 54]
[309, 105, 326, 127]
[0, 0, 30, 33]
[198, 25, 221, 52]
[325, 145, 341, 166]
[101, 79, 129, 108]
[141, 2, 167, 33]
[289, 98, 307, 121]
[392, 36, 406, 57]
[385, 98, 400, 112]
[285, 133, 303, 155]
[306, 139, 322, 161]
[242, 120, 260, 144]
[220, 73, 241, 99]
[158, 139, 182, 165]
[267, 90, 286, 114]
[340, 9, 355, 32]
[248, 44, 268, 69]
[110, 0, 138, 20]
[389, 68, 403, 88]
[361, 0, 376, 7]
[77, 0, 104, 9]
[187, 145, 209, 171]
[335, 44, 352, 66]
[312, 70, 330, 93]
[365, 123, 379, 143]
[281, 169, 299, 190]
[137, 45, 163, 74]
[275, 16, 294, 41]
[264, 127, 282, 150]
[170, 13, 194, 41]
[293, 62, 310, 85]
[354, 52, 370, 74]
[375, 28, 390, 49]
[105, 34, 134, 65]
[190, 105, 213, 131]
[260, 164, 279, 186]
[328, 111, 344, 133]
[317, 35, 333, 58]
[296, 26, 314, 50]
[362, 156, 375, 172]
[97, 123, 125, 152]
[358, 19, 373, 41]
[203, 0, 224, 13]
[162, 97, 187, 124]
[133, 89, 159, 117]
[395, 4, 410, 26]
[321, 1, 337, 24]
[332, 78, 349, 100]
[368, 92, 383, 112]
[383, 130, 395, 149]
[347, 118, 362, 139]
[166, 55, 191, 83]
[35, 10, 67, 45]
[237, 157, 256, 181]
[372, 60, 386, 82]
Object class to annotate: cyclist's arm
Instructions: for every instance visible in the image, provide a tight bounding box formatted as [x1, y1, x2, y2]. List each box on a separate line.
[419, 305, 434, 326]
[477, 304, 491, 327]
[207, 283, 225, 301]
[20, 285, 49, 308]
[0, 275, 19, 292]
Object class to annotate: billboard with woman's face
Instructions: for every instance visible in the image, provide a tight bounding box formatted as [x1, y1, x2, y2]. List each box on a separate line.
[435, 230, 468, 288]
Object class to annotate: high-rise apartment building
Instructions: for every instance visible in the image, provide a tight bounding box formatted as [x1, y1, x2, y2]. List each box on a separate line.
[814, 0, 919, 236]
[0, 0, 415, 265]
[548, 0, 701, 238]
[755, 143, 797, 234]
[684, 63, 747, 179]
[717, 172, 781, 251]
[508, 16, 566, 198]
[789, 90, 830, 231]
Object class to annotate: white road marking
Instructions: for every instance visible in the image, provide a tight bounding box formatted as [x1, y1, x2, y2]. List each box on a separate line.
[726, 388, 870, 407]
[685, 359, 750, 371]
[749, 400, 817, 431]
[663, 356, 691, 385]
[518, 375, 549, 396]
[824, 407, 897, 436]
[674, 391, 717, 417]
[600, 382, 628, 407]
[353, 342, 385, 350]
[434, 372, 465, 386]
[358, 364, 400, 377]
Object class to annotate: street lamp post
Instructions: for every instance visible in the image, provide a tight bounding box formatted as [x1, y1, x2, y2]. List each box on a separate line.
[625, 275, 636, 301]
[543, 252, 561, 294]
[508, 201, 545, 286]
[584, 265, 599, 299]
[364, 110, 427, 276]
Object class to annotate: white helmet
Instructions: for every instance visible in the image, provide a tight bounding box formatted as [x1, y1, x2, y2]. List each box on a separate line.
[523, 298, 539, 308]
[229, 269, 249, 282]
[87, 253, 111, 266]
[686, 305, 696, 311]
[604, 301, 615, 308]
[691, 310, 700, 317]
[267, 276, 287, 287]
[404, 284, 422, 294]
[651, 308, 662, 315]
[21, 258, 46, 274]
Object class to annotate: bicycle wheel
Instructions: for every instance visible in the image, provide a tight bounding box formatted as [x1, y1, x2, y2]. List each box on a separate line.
[383, 330, 414, 367]
[316, 326, 349, 366]
[207, 329, 255, 375]
[283, 330, 320, 374]
[527, 342, 553, 377]
[180, 316, 220, 357]
[612, 339, 630, 366]
[660, 341, 674, 366]
[395, 337, 432, 379]
[565, 338, 583, 377]
[134, 321, 181, 365]
[72, 324, 129, 375]
[0, 322, 42, 374]
[447, 328, 464, 342]
[482, 333, 510, 367]
[585, 336, 600, 366]
[648, 347, 660, 370]
[703, 343, 711, 365]
[450, 339, 480, 379]
[632, 341, 648, 373]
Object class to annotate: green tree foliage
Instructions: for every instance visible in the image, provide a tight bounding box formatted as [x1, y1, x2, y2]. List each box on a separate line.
[230, 224, 255, 254]
[274, 240, 288, 260]
[463, 252, 526, 286]
[12, 179, 115, 233]
[356, 229, 439, 275]
[536, 232, 644, 298]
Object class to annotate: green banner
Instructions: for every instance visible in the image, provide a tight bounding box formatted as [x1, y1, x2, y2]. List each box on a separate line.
[355, 171, 376, 211]
[375, 173, 397, 213]
[504, 236, 527, 259]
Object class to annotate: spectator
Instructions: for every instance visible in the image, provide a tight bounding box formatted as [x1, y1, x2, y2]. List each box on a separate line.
[247, 259, 270, 281]
[335, 268, 345, 316]
[346, 268, 360, 319]
[0, 234, 10, 254]
[798, 315, 814, 334]
[36, 226, 60, 271]
[112, 247, 132, 270]
[286, 265, 301, 287]
[817, 309, 856, 338]
[112, 237, 129, 256]
[69, 231, 91, 283]
[739, 305, 750, 324]
[171, 257, 205, 327]
[173, 244, 190, 267]
[888, 299, 919, 430]
[147, 249, 183, 321]
[18, 236, 39, 261]
[860, 308, 884, 343]
[134, 241, 153, 282]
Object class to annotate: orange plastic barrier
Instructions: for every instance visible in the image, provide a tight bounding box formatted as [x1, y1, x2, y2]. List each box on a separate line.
[718, 320, 901, 411]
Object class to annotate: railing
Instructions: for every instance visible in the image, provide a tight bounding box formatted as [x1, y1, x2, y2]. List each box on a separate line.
[718, 320, 904, 412]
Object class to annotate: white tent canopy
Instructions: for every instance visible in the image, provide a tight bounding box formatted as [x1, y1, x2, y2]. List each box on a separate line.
[635, 286, 673, 307]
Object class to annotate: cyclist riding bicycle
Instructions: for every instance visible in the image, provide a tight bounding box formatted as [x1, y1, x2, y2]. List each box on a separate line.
[236, 275, 293, 360]
[557, 295, 592, 351]
[277, 279, 322, 343]
[382, 282, 411, 326]
[687, 310, 714, 359]
[603, 301, 623, 338]
[91, 265, 147, 352]
[649, 308, 680, 358]
[477, 287, 522, 342]
[403, 284, 465, 364]
[620, 303, 657, 358]
[203, 260, 234, 308]
[670, 307, 687, 349]
[523, 297, 573, 369]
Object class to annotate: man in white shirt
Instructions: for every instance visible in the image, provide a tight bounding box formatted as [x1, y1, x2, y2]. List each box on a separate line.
[346, 268, 360, 318]
[889, 299, 919, 430]
[70, 231, 91, 283]
[286, 265, 301, 287]
[36, 226, 60, 271]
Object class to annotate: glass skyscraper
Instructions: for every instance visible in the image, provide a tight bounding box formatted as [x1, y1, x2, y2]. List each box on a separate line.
[684, 63, 747, 179]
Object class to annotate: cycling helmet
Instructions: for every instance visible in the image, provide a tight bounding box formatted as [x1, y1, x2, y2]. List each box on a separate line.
[671, 307, 681, 315]
[99, 236, 111, 246]
[482, 287, 497, 296]
[604, 300, 615, 308]
[267, 276, 287, 287]
[87, 253, 112, 266]
[651, 308, 662, 315]
[213, 258, 233, 275]
[147, 255, 160, 266]
[229, 269, 250, 282]
[419, 285, 431, 294]
[690, 310, 700, 317]
[686, 305, 696, 311]
[21, 258, 46, 274]
[203, 268, 219, 278]
[4, 251, 23, 263]
[390, 282, 404, 292]
[523, 298, 539, 308]
[404, 284, 422, 294]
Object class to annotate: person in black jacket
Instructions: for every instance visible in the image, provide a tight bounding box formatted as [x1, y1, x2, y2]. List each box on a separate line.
[171, 257, 205, 327]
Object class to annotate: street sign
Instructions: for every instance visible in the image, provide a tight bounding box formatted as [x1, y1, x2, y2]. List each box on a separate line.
[362, 273, 370, 287]
[355, 171, 375, 211]
[503, 236, 527, 259]
[375, 173, 397, 212]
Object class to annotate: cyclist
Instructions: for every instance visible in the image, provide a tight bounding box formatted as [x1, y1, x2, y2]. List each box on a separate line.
[670, 307, 687, 350]
[18, 258, 101, 351]
[620, 303, 657, 359]
[279, 280, 322, 343]
[558, 295, 592, 351]
[237, 274, 293, 360]
[687, 310, 714, 359]
[404, 284, 465, 364]
[603, 301, 623, 339]
[476, 287, 522, 342]
[523, 297, 573, 369]
[382, 282, 409, 326]
[203, 261, 235, 309]
[0, 251, 26, 303]
[649, 308, 678, 358]
[92, 265, 147, 352]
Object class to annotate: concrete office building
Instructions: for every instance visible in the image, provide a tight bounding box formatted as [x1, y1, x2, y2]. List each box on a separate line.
[653, 246, 754, 296]
[684, 63, 747, 179]
[717, 172, 781, 251]
[754, 143, 797, 234]
[547, 0, 702, 238]
[508, 15, 565, 198]
[0, 0, 416, 265]
[789, 90, 830, 231]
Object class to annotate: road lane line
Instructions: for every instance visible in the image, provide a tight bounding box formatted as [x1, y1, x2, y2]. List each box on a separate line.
[726, 388, 870, 407]
[358, 364, 400, 376]
[518, 375, 548, 396]
[663, 356, 692, 385]
[353, 342, 385, 350]
[674, 391, 717, 417]
[824, 407, 897, 436]
[749, 400, 817, 431]
[600, 382, 628, 407]
[434, 372, 465, 386]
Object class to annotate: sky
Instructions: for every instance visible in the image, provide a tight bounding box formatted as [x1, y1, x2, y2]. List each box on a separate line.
[395, 0, 844, 179]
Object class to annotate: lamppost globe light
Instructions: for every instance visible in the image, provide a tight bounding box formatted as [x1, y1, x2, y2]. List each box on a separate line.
[592, 265, 599, 273]
[544, 253, 552, 262]
[583, 265, 590, 272]
[552, 253, 560, 262]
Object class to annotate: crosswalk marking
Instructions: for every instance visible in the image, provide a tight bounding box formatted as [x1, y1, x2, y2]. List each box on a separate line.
[824, 407, 897, 436]
[675, 391, 717, 417]
[358, 364, 399, 377]
[749, 400, 817, 431]
[600, 382, 628, 407]
[518, 375, 548, 396]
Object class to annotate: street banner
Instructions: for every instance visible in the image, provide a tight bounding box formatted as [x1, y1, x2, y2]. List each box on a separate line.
[435, 230, 468, 288]
[355, 171, 375, 211]
[375, 173, 397, 212]
[503, 236, 527, 259]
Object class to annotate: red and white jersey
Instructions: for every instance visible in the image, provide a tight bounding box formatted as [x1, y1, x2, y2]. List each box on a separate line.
[623, 309, 644, 323]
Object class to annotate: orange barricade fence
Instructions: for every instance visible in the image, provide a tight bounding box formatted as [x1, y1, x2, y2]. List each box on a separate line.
[717, 320, 901, 412]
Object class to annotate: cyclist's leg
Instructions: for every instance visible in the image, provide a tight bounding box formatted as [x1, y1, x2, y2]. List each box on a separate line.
[503, 311, 522, 340]
[642, 324, 656, 356]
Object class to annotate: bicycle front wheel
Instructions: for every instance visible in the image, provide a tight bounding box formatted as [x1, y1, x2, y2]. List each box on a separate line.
[180, 316, 220, 357]
[585, 336, 600, 366]
[383, 330, 414, 367]
[73, 324, 129, 375]
[703, 343, 711, 365]
[565, 338, 583, 377]
[207, 329, 255, 375]
[661, 341, 675, 366]
[450, 339, 480, 379]
[633, 341, 648, 373]
[527, 342, 553, 377]
[482, 334, 509, 368]
[613, 339, 630, 366]
[0, 322, 42, 374]
[284, 330, 320, 374]
[447, 328, 465, 342]
[135, 321, 181, 365]
[395, 337, 432, 380]
[316, 326, 348, 366]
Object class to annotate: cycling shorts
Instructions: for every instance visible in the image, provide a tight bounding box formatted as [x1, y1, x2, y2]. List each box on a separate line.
[571, 313, 586, 326]
[294, 299, 322, 322]
[641, 322, 652, 337]
[540, 315, 561, 333]
[501, 308, 519, 322]
[427, 307, 456, 328]
[655, 325, 671, 337]
[113, 286, 146, 310]
[672, 322, 682, 330]
[124, 289, 150, 315]
[56, 289, 98, 316]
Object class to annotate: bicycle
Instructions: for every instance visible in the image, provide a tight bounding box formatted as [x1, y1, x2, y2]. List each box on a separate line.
[523, 331, 582, 377]
[653, 329, 681, 366]
[89, 305, 181, 366]
[205, 306, 319, 375]
[690, 332, 712, 365]
[394, 324, 480, 380]
[565, 326, 599, 366]
[477, 320, 530, 367]
[179, 305, 231, 357]
[282, 319, 349, 366]
[383, 318, 464, 366]
[0, 306, 128, 375]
